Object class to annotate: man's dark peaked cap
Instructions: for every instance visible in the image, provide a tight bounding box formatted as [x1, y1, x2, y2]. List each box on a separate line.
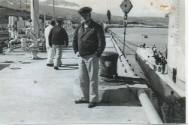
[78, 7, 92, 14]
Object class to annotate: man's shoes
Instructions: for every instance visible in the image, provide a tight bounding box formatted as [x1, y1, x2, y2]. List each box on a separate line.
[54, 67, 59, 70]
[75, 99, 89, 104]
[46, 64, 54, 67]
[32, 57, 40, 60]
[88, 102, 97, 108]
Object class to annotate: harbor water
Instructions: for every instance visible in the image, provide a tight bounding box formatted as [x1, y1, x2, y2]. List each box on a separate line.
[111, 27, 168, 54]
[111, 27, 168, 79]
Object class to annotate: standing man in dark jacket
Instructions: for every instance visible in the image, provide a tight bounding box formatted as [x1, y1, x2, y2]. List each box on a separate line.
[49, 18, 68, 70]
[73, 7, 106, 108]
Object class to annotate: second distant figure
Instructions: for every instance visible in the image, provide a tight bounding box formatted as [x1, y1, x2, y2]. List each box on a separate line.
[45, 20, 56, 66]
[49, 18, 69, 70]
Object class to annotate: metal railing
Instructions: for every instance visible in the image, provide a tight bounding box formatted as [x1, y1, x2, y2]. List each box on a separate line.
[108, 29, 139, 55]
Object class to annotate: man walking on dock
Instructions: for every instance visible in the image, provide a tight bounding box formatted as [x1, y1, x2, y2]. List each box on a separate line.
[49, 18, 69, 70]
[73, 7, 106, 108]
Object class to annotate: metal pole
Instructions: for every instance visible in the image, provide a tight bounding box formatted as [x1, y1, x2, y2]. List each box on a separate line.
[123, 13, 127, 55]
[138, 89, 163, 124]
[53, 0, 55, 19]
[31, 0, 39, 37]
[26, 0, 27, 9]
[25, 0, 27, 19]
[20, 0, 21, 9]
[20, 0, 22, 17]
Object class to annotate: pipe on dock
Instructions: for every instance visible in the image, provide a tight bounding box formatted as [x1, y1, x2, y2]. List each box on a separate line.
[137, 89, 163, 124]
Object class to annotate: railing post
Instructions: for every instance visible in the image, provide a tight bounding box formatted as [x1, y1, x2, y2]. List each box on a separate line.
[123, 13, 127, 55]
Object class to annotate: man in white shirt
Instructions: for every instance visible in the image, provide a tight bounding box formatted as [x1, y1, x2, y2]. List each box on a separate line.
[45, 20, 56, 66]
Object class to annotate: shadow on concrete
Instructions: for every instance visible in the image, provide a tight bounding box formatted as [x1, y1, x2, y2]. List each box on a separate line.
[10, 67, 22, 70]
[99, 88, 141, 106]
[0, 64, 10, 71]
[32, 57, 47, 60]
[58, 67, 78, 70]
[2, 61, 14, 63]
[18, 61, 31, 64]
[5, 53, 25, 56]
[58, 64, 78, 70]
[61, 64, 78, 66]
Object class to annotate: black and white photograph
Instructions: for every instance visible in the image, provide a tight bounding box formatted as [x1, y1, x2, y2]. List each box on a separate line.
[0, 0, 186, 124]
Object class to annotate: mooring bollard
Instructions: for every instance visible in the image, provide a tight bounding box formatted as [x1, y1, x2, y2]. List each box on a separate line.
[99, 51, 119, 78]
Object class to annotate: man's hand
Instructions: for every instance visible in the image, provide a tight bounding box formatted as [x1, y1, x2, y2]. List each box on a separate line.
[66, 41, 68, 47]
[76, 52, 80, 57]
[95, 51, 100, 57]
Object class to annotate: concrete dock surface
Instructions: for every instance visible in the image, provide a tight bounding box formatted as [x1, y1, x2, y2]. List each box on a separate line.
[0, 39, 149, 124]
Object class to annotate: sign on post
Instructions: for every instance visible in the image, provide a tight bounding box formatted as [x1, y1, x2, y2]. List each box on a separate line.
[120, 0, 133, 55]
[120, 0, 133, 14]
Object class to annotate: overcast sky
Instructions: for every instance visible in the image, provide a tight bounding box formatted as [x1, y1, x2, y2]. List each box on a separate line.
[48, 0, 171, 17]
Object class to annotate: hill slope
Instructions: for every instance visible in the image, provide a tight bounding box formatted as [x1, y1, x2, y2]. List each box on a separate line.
[0, 2, 168, 26]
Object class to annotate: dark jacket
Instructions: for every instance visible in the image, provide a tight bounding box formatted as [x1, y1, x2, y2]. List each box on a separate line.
[49, 25, 68, 47]
[73, 20, 106, 57]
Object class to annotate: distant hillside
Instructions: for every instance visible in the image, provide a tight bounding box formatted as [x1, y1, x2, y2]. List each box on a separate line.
[128, 17, 168, 27]
[40, 5, 168, 26]
[0, 3, 168, 27]
[39, 5, 124, 24]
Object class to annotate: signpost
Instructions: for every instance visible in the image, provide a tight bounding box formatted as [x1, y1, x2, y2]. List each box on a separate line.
[120, 0, 133, 55]
[53, 0, 55, 19]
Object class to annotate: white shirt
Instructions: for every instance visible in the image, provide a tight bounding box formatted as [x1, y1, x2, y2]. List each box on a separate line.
[44, 25, 53, 48]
